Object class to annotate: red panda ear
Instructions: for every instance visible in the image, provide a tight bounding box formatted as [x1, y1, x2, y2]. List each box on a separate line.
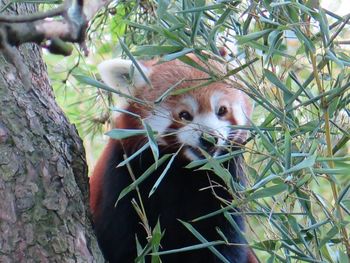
[97, 59, 151, 96]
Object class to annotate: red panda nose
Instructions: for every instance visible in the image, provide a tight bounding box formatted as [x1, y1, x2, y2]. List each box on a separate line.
[199, 133, 218, 151]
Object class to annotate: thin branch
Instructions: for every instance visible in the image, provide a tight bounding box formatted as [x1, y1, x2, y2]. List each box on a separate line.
[0, 4, 66, 23]
[335, 40, 350, 45]
[0, 27, 32, 91]
[0, 0, 113, 56]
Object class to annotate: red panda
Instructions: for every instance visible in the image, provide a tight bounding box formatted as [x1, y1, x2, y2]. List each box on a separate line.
[90, 55, 258, 263]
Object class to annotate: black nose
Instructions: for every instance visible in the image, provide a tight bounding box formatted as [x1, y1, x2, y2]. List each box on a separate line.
[199, 133, 218, 151]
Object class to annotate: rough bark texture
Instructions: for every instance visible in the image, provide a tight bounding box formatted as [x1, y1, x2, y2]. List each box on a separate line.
[0, 2, 103, 262]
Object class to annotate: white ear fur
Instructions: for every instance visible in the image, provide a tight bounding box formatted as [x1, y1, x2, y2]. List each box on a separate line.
[97, 59, 150, 95]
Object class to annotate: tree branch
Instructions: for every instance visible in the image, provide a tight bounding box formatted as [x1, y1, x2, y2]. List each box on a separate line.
[0, 4, 66, 23]
[0, 0, 112, 56]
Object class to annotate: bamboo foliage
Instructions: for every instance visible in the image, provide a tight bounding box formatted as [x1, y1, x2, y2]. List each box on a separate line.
[44, 0, 350, 261]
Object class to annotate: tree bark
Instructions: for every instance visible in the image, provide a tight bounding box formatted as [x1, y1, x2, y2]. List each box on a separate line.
[0, 2, 103, 262]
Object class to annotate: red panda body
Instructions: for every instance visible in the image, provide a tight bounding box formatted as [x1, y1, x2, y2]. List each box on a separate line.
[90, 56, 257, 262]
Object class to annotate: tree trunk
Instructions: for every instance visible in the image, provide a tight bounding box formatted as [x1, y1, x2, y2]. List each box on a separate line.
[0, 2, 103, 262]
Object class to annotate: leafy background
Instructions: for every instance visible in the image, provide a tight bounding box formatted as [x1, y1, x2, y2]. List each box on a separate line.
[44, 0, 350, 262]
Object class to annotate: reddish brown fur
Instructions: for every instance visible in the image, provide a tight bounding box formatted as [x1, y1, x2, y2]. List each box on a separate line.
[134, 56, 252, 118]
[90, 111, 143, 220]
[90, 57, 252, 219]
[90, 55, 258, 262]
[247, 249, 260, 263]
[90, 139, 118, 220]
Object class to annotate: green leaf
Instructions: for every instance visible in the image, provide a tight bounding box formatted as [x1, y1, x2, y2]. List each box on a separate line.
[282, 155, 317, 175]
[178, 55, 210, 74]
[314, 168, 349, 175]
[225, 57, 259, 77]
[124, 20, 159, 32]
[119, 38, 152, 87]
[157, 0, 170, 19]
[149, 146, 182, 197]
[106, 129, 148, 140]
[198, 151, 233, 191]
[115, 154, 171, 204]
[235, 29, 273, 45]
[117, 142, 150, 167]
[185, 150, 243, 169]
[162, 48, 194, 61]
[176, 3, 225, 13]
[249, 120, 279, 155]
[151, 220, 164, 263]
[132, 45, 183, 57]
[135, 236, 145, 263]
[326, 49, 344, 69]
[319, 226, 339, 248]
[293, 28, 316, 53]
[143, 121, 159, 165]
[151, 241, 225, 255]
[111, 107, 141, 118]
[73, 74, 146, 105]
[265, 30, 283, 65]
[191, 0, 205, 43]
[250, 174, 281, 191]
[243, 40, 294, 59]
[179, 220, 230, 263]
[249, 184, 288, 200]
[155, 79, 185, 103]
[264, 69, 294, 100]
[287, 215, 314, 256]
[284, 130, 292, 171]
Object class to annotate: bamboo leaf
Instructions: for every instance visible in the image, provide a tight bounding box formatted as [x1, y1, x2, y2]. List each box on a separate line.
[264, 69, 294, 99]
[117, 142, 150, 167]
[116, 154, 171, 204]
[149, 146, 182, 197]
[282, 155, 317, 175]
[106, 129, 148, 140]
[119, 38, 152, 87]
[132, 45, 183, 56]
[151, 241, 225, 255]
[235, 29, 273, 45]
[249, 184, 288, 200]
[179, 220, 230, 263]
[162, 48, 194, 61]
[143, 121, 159, 165]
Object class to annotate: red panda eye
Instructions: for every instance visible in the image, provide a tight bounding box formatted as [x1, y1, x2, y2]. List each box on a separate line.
[217, 106, 228, 117]
[179, 111, 193, 121]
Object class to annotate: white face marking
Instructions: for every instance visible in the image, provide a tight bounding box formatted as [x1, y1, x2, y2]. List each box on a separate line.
[232, 101, 247, 125]
[182, 96, 199, 113]
[144, 106, 172, 145]
[230, 94, 250, 144]
[210, 91, 224, 112]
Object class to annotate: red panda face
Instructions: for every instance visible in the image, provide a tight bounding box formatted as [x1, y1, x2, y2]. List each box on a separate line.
[98, 56, 252, 161]
[143, 88, 250, 160]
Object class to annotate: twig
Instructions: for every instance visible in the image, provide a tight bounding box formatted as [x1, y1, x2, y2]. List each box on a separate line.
[0, 0, 113, 56]
[0, 4, 66, 23]
[0, 27, 32, 91]
[335, 40, 350, 45]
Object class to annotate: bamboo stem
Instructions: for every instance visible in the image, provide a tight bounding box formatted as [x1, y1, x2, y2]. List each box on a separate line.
[310, 51, 350, 257]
